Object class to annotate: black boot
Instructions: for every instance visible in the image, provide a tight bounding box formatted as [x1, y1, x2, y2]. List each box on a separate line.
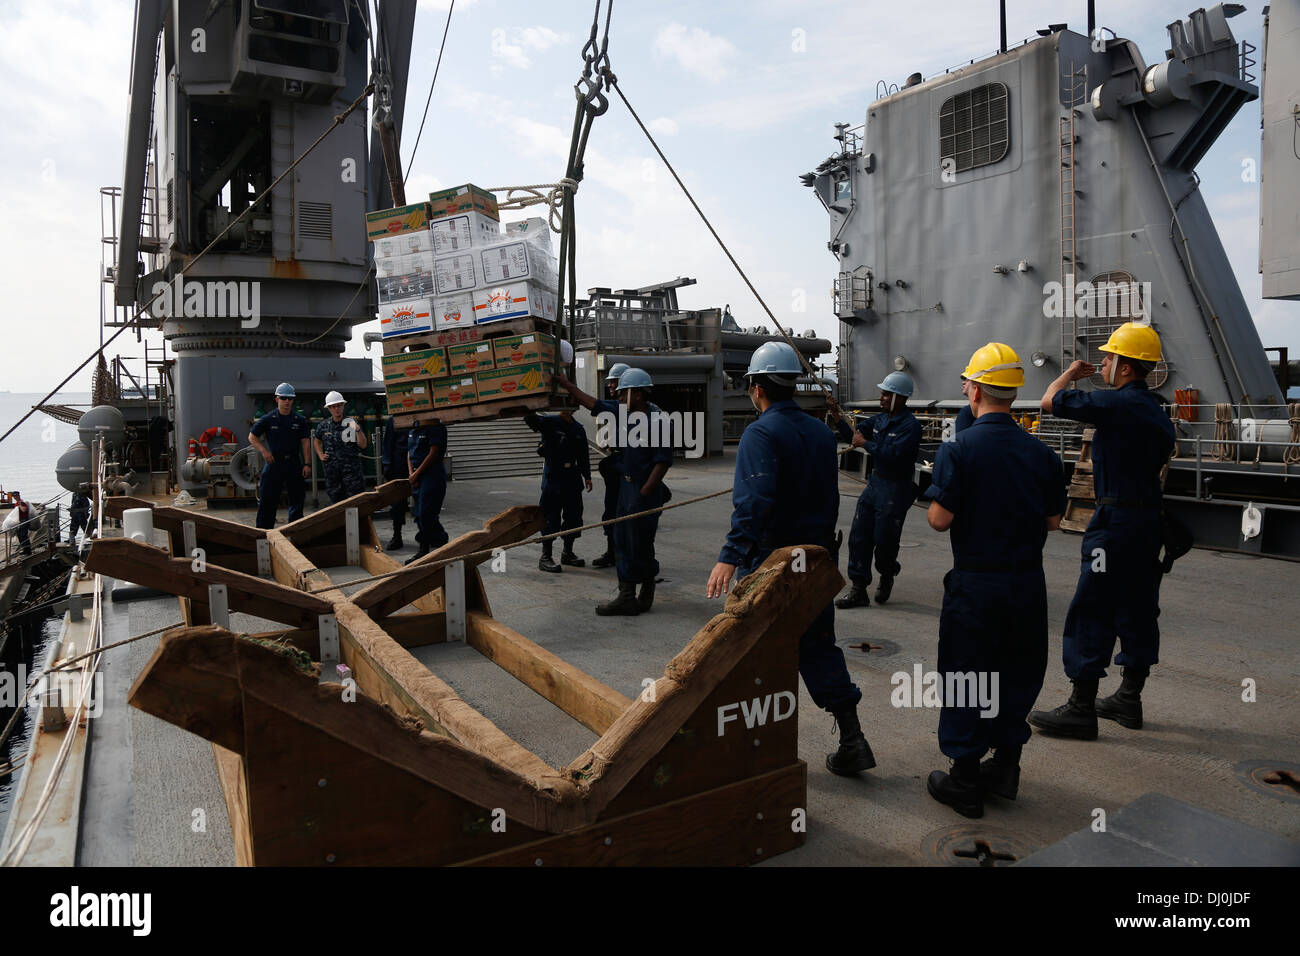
[387, 532, 404, 551]
[636, 578, 656, 612]
[928, 757, 984, 818]
[1029, 678, 1099, 740]
[595, 581, 641, 616]
[404, 545, 429, 565]
[1096, 667, 1147, 729]
[979, 744, 1022, 800]
[874, 575, 894, 604]
[835, 584, 871, 609]
[539, 542, 562, 574]
[591, 547, 616, 569]
[826, 707, 876, 775]
[560, 547, 585, 567]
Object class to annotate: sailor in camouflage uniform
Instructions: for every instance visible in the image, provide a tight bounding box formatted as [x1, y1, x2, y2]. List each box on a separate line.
[313, 391, 368, 504]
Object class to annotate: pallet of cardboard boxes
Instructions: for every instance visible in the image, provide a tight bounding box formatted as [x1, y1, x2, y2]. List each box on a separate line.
[369, 184, 573, 427]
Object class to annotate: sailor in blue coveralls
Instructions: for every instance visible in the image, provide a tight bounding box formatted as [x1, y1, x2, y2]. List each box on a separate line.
[247, 382, 312, 529]
[708, 342, 876, 776]
[525, 409, 592, 573]
[924, 343, 1065, 817]
[381, 416, 410, 550]
[828, 371, 923, 609]
[406, 419, 449, 562]
[1030, 322, 1175, 739]
[555, 367, 672, 616]
[591, 363, 629, 570]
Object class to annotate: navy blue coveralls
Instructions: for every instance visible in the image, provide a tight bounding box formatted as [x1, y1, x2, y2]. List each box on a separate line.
[251, 409, 311, 529]
[954, 404, 975, 434]
[594, 398, 673, 584]
[409, 421, 449, 551]
[381, 417, 410, 532]
[1052, 382, 1175, 679]
[722, 400, 860, 712]
[927, 412, 1066, 760]
[525, 412, 591, 550]
[836, 409, 923, 587]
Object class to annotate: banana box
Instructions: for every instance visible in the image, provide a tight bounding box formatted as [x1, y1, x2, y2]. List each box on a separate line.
[382, 346, 448, 383]
[492, 332, 555, 368]
[366, 202, 430, 241]
[433, 376, 479, 407]
[385, 380, 433, 415]
[475, 362, 551, 401]
[447, 340, 495, 374]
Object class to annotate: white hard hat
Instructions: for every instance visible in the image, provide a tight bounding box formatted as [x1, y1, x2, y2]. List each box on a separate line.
[325, 390, 345, 407]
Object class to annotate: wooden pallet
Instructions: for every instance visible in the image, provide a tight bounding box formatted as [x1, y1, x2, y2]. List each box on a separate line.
[88, 488, 838, 866]
[381, 316, 560, 356]
[1061, 428, 1096, 532]
[392, 390, 578, 429]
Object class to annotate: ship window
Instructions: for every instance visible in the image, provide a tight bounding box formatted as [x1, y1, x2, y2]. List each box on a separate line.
[939, 82, 1009, 173]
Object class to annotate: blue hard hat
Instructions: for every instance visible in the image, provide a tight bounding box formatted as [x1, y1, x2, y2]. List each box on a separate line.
[616, 367, 653, 391]
[274, 382, 296, 398]
[876, 371, 914, 397]
[745, 341, 803, 383]
[605, 362, 630, 381]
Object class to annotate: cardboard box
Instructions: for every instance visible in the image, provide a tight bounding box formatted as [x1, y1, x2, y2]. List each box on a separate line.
[504, 217, 552, 250]
[434, 252, 482, 295]
[375, 250, 434, 279]
[479, 239, 555, 285]
[475, 362, 552, 401]
[433, 292, 475, 332]
[373, 229, 433, 258]
[472, 281, 558, 324]
[448, 340, 495, 374]
[382, 346, 448, 383]
[366, 202, 430, 241]
[433, 376, 479, 407]
[379, 298, 434, 339]
[385, 380, 433, 415]
[428, 184, 499, 221]
[429, 211, 500, 255]
[377, 267, 435, 305]
[492, 332, 556, 368]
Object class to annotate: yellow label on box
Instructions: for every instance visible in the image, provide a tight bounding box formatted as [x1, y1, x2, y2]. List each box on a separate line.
[366, 202, 431, 241]
[382, 346, 448, 382]
[475, 362, 551, 400]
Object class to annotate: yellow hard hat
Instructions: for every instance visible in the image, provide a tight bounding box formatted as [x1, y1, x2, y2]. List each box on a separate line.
[1098, 322, 1162, 362]
[962, 343, 1026, 388]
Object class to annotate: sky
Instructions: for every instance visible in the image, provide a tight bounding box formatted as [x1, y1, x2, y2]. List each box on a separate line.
[0, 0, 1293, 396]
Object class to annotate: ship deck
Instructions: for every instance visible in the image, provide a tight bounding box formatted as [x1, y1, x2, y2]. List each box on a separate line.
[62, 449, 1300, 865]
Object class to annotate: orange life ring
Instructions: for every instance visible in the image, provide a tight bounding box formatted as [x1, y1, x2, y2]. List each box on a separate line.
[197, 426, 237, 457]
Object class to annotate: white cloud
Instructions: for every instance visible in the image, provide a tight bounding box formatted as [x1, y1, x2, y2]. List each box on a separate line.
[648, 117, 679, 136]
[652, 23, 737, 82]
[490, 25, 570, 70]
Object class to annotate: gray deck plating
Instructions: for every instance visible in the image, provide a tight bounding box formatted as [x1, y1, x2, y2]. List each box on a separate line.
[75, 451, 1300, 866]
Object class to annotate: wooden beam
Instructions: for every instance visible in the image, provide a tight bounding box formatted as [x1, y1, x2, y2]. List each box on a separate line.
[104, 496, 265, 552]
[265, 529, 334, 595]
[563, 546, 841, 821]
[382, 611, 448, 648]
[86, 537, 334, 629]
[131, 626, 585, 838]
[212, 744, 255, 866]
[360, 519, 441, 613]
[277, 480, 410, 545]
[351, 506, 543, 619]
[465, 611, 631, 736]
